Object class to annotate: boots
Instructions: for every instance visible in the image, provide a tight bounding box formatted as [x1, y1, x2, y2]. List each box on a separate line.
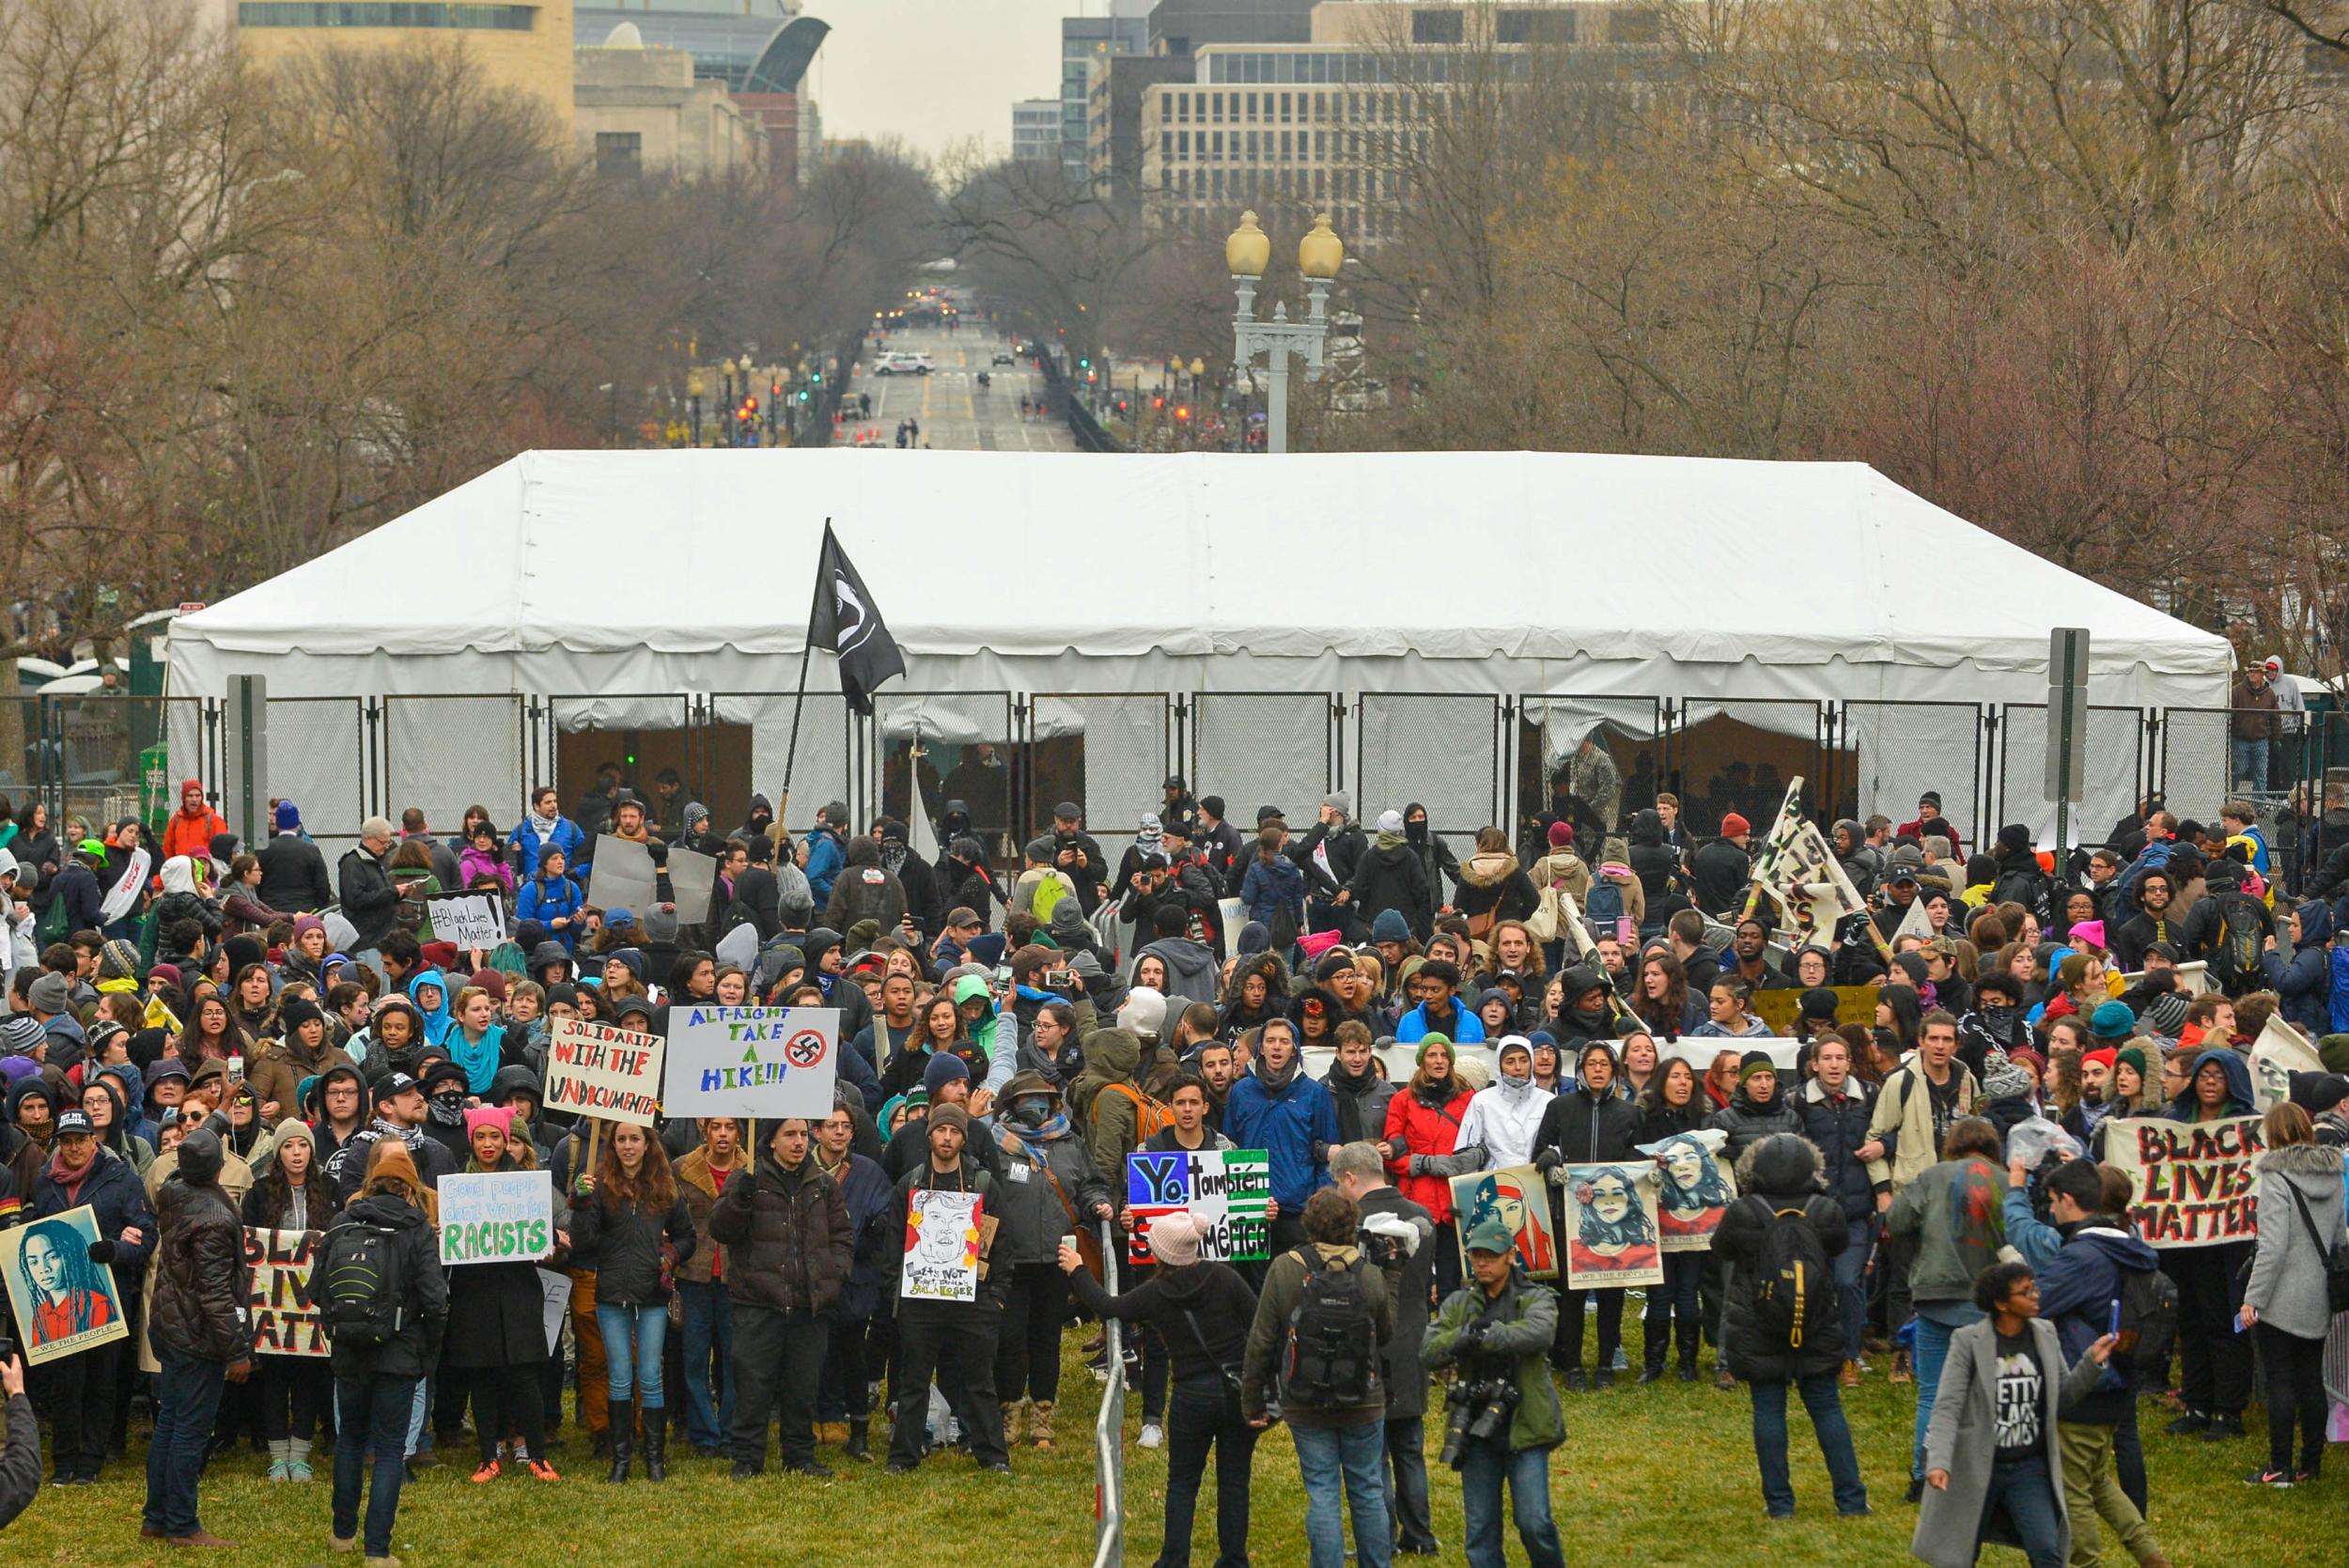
[642, 1408, 668, 1483]
[1890, 1351, 1913, 1386]
[845, 1418, 872, 1463]
[1638, 1357, 1665, 1385]
[606, 1399, 634, 1483]
[1002, 1401, 1027, 1448]
[1029, 1401, 1055, 1451]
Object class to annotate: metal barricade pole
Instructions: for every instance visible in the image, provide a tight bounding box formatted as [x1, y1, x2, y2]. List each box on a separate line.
[1092, 1216, 1125, 1568]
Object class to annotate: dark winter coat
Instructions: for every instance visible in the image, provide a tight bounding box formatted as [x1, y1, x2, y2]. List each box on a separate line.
[1346, 845, 1432, 940]
[256, 833, 334, 913]
[336, 846, 399, 950]
[569, 1184, 696, 1306]
[324, 1190, 447, 1380]
[1706, 1085, 1805, 1166]
[707, 1149, 852, 1318]
[1797, 1077, 1879, 1223]
[1355, 1185, 1438, 1420]
[1715, 1134, 1849, 1382]
[1067, 1258, 1257, 1387]
[985, 1116, 1110, 1265]
[148, 1172, 252, 1363]
[1688, 838, 1752, 917]
[443, 1250, 554, 1368]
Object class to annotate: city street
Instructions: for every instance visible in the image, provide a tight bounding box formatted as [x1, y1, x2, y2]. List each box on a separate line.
[843, 322, 1075, 451]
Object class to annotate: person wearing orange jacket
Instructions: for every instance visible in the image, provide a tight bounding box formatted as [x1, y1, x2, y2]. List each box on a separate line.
[159, 782, 226, 866]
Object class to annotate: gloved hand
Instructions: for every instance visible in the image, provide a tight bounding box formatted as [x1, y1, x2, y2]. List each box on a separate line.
[87, 1239, 117, 1265]
[1533, 1147, 1563, 1172]
[1457, 1320, 1488, 1350]
[1408, 1154, 1428, 1175]
[1385, 1136, 1409, 1162]
[1547, 1160, 1571, 1188]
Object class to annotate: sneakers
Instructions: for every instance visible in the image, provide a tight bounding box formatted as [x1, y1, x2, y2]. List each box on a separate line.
[528, 1459, 561, 1483]
[1138, 1422, 1164, 1450]
[288, 1458, 314, 1483]
[1905, 1478, 1926, 1505]
[1563, 1368, 1590, 1392]
[2245, 1467, 2295, 1488]
[470, 1461, 502, 1484]
[268, 1458, 293, 1483]
[2164, 1410, 2212, 1436]
[2201, 1413, 2246, 1442]
[1593, 1369, 1616, 1390]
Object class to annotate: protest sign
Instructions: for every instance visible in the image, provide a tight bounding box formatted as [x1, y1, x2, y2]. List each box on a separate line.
[1752, 986, 1876, 1037]
[585, 834, 657, 913]
[1639, 1130, 1738, 1251]
[1125, 1149, 1271, 1265]
[2108, 1115, 2264, 1248]
[99, 847, 150, 924]
[428, 893, 505, 951]
[1560, 1162, 1664, 1288]
[667, 846, 718, 922]
[1448, 1164, 1560, 1281]
[663, 1005, 839, 1121]
[241, 1228, 327, 1358]
[1745, 779, 1871, 948]
[537, 1268, 572, 1357]
[903, 1189, 984, 1302]
[1662, 1037, 1802, 1077]
[2248, 1017, 2325, 1111]
[438, 1171, 555, 1266]
[2, 1204, 130, 1366]
[544, 1017, 664, 1126]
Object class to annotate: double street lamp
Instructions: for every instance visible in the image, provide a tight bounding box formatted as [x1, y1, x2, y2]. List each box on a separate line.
[1227, 210, 1344, 455]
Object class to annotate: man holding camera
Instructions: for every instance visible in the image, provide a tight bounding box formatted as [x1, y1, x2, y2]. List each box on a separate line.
[1423, 1213, 1567, 1568]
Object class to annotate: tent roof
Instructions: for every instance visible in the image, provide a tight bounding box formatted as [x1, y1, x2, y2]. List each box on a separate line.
[171, 448, 2232, 685]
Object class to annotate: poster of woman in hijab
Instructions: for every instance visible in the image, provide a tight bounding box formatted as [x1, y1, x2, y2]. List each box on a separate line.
[1640, 1131, 1738, 1251]
[1448, 1165, 1559, 1281]
[3, 1205, 129, 1365]
[1561, 1164, 1663, 1288]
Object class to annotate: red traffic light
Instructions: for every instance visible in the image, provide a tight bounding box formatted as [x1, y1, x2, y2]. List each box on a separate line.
[1174, 405, 1190, 421]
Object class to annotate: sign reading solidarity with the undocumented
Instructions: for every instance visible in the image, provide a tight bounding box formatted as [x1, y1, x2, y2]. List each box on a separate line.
[662, 1005, 839, 1121]
[1124, 1148, 1271, 1264]
[544, 1017, 664, 1126]
[902, 1188, 984, 1302]
[241, 1228, 327, 1358]
[2108, 1115, 2265, 1248]
[438, 1171, 555, 1266]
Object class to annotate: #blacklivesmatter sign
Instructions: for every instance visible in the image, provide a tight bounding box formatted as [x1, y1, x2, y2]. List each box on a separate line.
[662, 1005, 840, 1122]
[1124, 1148, 1271, 1265]
[438, 1172, 556, 1266]
[2108, 1115, 2265, 1249]
[241, 1229, 327, 1358]
[543, 1017, 664, 1126]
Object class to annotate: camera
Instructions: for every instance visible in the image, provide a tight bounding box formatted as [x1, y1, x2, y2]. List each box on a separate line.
[1438, 1377, 1520, 1468]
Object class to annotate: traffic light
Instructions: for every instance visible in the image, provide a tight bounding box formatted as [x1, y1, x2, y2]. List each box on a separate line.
[1078, 356, 1089, 369]
[810, 368, 822, 385]
[798, 389, 810, 403]
[1175, 405, 1190, 421]
[1153, 396, 1165, 411]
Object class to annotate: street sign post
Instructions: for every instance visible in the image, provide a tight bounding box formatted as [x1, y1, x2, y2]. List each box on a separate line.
[2046, 628, 2090, 862]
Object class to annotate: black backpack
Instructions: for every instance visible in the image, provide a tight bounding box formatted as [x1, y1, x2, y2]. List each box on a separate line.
[317, 1217, 410, 1348]
[1750, 1202, 1832, 1352]
[1280, 1248, 1377, 1408]
[2208, 893, 2266, 993]
[2112, 1262, 2179, 1374]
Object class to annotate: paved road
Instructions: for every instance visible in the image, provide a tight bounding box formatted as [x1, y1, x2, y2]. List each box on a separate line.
[840, 323, 1075, 452]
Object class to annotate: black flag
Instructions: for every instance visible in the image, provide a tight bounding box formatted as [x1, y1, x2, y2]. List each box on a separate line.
[806, 520, 905, 714]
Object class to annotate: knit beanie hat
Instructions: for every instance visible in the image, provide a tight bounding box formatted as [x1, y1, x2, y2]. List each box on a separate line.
[1146, 1209, 1205, 1268]
[2088, 1001, 2137, 1041]
[272, 1119, 317, 1156]
[1738, 1049, 1778, 1084]
[1371, 908, 1412, 945]
[1548, 821, 1575, 848]
[2321, 1034, 2349, 1076]
[926, 1102, 972, 1141]
[178, 1127, 226, 1185]
[462, 1106, 513, 1141]
[2114, 1046, 2149, 1083]
[0, 1014, 43, 1058]
[923, 1051, 971, 1099]
[98, 939, 142, 984]
[2143, 993, 2191, 1041]
[27, 971, 70, 1016]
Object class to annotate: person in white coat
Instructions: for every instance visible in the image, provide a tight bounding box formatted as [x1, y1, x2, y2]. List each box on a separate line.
[1453, 1036, 1555, 1171]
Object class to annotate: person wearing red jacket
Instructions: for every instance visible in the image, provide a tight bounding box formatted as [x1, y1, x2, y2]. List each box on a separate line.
[159, 781, 226, 865]
[1894, 790, 1965, 860]
[1381, 1035, 1478, 1300]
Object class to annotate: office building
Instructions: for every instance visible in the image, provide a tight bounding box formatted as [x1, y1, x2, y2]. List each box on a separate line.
[1014, 98, 1064, 164]
[576, 24, 765, 179]
[234, 2, 579, 128]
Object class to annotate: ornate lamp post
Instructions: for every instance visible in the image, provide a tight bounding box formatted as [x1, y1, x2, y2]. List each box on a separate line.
[1227, 210, 1343, 454]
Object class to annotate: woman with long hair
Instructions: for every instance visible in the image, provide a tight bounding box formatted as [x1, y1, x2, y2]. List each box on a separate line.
[1382, 1036, 1476, 1298]
[1217, 953, 1288, 1041]
[570, 1122, 695, 1483]
[172, 994, 248, 1072]
[882, 994, 971, 1097]
[229, 962, 276, 1040]
[447, 1108, 563, 1483]
[1691, 976, 1771, 1040]
[1876, 985, 1924, 1062]
[2239, 1101, 2349, 1487]
[1618, 1032, 1659, 1101]
[1632, 950, 1703, 1040]
[242, 1122, 333, 1481]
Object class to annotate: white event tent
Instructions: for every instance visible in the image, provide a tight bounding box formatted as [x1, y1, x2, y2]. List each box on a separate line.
[166, 448, 2232, 842]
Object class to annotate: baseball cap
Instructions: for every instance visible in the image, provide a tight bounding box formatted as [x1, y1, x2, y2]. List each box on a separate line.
[54, 1108, 95, 1138]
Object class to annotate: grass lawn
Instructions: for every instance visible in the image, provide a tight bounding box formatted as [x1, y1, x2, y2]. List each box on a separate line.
[10, 1338, 2348, 1566]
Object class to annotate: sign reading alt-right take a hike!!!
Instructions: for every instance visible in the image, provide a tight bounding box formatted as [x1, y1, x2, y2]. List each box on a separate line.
[662, 1006, 840, 1121]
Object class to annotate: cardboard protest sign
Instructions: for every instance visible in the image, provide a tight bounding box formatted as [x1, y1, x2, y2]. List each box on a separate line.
[2, 1204, 131, 1366]
[544, 1017, 664, 1126]
[585, 834, 657, 913]
[663, 1005, 839, 1121]
[1125, 1148, 1270, 1265]
[1661, 1037, 1802, 1078]
[667, 846, 718, 923]
[2108, 1115, 2264, 1248]
[537, 1268, 572, 1357]
[1560, 1162, 1664, 1288]
[428, 893, 506, 951]
[1752, 986, 1875, 1037]
[2248, 1017, 2325, 1112]
[903, 1188, 984, 1302]
[1638, 1130, 1738, 1251]
[1448, 1164, 1560, 1281]
[242, 1228, 327, 1358]
[438, 1171, 555, 1266]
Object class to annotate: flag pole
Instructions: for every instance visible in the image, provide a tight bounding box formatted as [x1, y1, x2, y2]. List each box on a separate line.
[780, 517, 832, 823]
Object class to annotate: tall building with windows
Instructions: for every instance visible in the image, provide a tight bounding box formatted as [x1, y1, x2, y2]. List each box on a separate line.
[1062, 0, 1154, 183]
[1014, 98, 1063, 164]
[233, 3, 579, 128]
[576, 24, 764, 179]
[575, 2, 824, 189]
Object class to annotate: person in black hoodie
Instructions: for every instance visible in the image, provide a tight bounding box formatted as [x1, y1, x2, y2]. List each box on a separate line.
[1290, 795, 1367, 935]
[1195, 795, 1247, 891]
[1532, 1040, 1643, 1388]
[879, 819, 941, 944]
[1548, 964, 1618, 1049]
[1797, 1033, 1882, 1386]
[1988, 823, 2056, 925]
[1401, 802, 1462, 919]
[1061, 1210, 1259, 1568]
[1338, 811, 1433, 941]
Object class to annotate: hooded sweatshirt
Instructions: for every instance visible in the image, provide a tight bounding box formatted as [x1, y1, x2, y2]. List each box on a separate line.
[406, 969, 455, 1048]
[1136, 932, 1220, 1007]
[1455, 1066, 1554, 1169]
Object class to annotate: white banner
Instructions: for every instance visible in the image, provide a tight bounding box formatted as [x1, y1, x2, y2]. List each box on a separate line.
[2248, 1017, 2325, 1112]
[99, 847, 150, 924]
[662, 1005, 840, 1122]
[585, 834, 657, 913]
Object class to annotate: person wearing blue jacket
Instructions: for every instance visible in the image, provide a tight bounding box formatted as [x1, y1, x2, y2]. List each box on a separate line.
[2004, 1157, 2168, 1567]
[1237, 827, 1308, 930]
[517, 846, 587, 953]
[2162, 1048, 2257, 1442]
[2259, 900, 2331, 1034]
[1222, 1017, 1338, 1254]
[407, 968, 456, 1048]
[507, 786, 589, 884]
[1394, 960, 1487, 1046]
[28, 1112, 157, 1484]
[802, 807, 848, 908]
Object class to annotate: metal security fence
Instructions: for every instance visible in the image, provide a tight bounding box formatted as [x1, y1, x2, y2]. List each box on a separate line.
[1360, 692, 1502, 839]
[1834, 701, 1986, 847]
[386, 695, 526, 841]
[1193, 691, 1336, 829]
[266, 697, 370, 831]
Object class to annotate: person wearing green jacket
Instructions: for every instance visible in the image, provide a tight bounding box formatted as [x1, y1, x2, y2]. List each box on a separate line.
[1424, 1212, 1566, 1568]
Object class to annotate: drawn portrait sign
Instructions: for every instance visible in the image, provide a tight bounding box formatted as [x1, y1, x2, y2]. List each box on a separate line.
[3, 1205, 130, 1366]
[1639, 1131, 1738, 1251]
[1447, 1164, 1560, 1281]
[1559, 1162, 1664, 1288]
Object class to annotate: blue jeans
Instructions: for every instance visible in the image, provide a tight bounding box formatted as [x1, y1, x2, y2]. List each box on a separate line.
[1456, 1436, 1564, 1568]
[2232, 737, 2269, 792]
[1834, 1218, 1874, 1361]
[599, 1300, 668, 1406]
[1911, 1313, 1956, 1481]
[1750, 1372, 1869, 1517]
[334, 1374, 417, 1559]
[1980, 1452, 2065, 1568]
[144, 1351, 226, 1538]
[1159, 1374, 1259, 1568]
[1291, 1420, 1392, 1568]
[677, 1280, 735, 1450]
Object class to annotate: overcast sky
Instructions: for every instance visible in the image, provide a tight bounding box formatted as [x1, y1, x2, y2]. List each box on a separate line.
[804, 0, 1078, 162]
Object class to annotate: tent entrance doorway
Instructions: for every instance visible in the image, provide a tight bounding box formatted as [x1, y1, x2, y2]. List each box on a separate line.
[550, 697, 748, 834]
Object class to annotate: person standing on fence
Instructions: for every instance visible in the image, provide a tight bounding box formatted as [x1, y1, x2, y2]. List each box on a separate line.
[2231, 661, 2280, 794]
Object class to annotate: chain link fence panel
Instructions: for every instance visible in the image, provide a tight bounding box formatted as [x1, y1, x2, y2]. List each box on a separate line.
[385, 695, 523, 839]
[1191, 693, 1329, 830]
[1359, 693, 1499, 837]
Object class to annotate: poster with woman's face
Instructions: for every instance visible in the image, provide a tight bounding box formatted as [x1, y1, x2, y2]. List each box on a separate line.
[1448, 1165, 1559, 1281]
[1639, 1132, 1738, 1251]
[1560, 1163, 1663, 1288]
[4, 1204, 130, 1366]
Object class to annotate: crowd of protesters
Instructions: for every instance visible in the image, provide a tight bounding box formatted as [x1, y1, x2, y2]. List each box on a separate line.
[0, 762, 2345, 1567]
